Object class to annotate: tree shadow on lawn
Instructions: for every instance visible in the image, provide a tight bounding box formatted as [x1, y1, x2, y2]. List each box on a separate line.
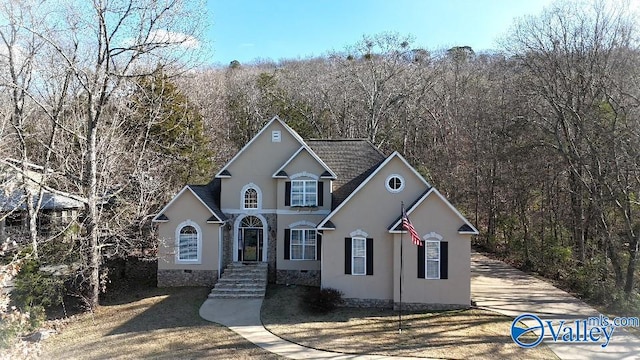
[106, 286, 211, 335]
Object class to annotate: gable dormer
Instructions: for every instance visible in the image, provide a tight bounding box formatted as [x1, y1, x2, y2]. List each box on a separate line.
[272, 147, 336, 180]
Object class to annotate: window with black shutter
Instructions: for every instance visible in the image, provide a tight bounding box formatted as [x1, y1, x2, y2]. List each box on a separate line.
[345, 237, 373, 275]
[417, 240, 448, 279]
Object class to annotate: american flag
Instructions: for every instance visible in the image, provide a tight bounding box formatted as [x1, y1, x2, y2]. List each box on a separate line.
[402, 208, 422, 246]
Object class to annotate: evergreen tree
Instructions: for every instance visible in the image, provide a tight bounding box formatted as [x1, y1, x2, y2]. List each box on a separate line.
[130, 70, 213, 186]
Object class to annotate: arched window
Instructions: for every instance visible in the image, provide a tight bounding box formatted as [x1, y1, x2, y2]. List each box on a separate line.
[176, 221, 201, 263]
[241, 215, 262, 228]
[241, 183, 261, 209]
[244, 188, 258, 209]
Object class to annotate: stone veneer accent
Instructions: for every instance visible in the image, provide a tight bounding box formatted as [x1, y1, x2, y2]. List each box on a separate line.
[276, 269, 320, 286]
[341, 298, 394, 308]
[393, 302, 470, 311]
[222, 213, 277, 283]
[157, 269, 217, 287]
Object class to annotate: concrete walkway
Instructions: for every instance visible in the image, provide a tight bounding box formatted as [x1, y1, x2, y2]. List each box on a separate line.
[199, 298, 426, 359]
[471, 252, 640, 360]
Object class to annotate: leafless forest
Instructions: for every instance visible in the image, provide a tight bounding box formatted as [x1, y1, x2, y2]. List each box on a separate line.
[1, 0, 639, 319]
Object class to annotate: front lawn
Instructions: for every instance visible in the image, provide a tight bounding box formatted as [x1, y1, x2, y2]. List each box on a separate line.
[261, 284, 557, 359]
[42, 286, 280, 359]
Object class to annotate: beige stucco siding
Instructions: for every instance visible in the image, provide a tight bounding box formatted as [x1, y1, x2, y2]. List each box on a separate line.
[220, 121, 301, 210]
[157, 189, 220, 271]
[393, 193, 471, 306]
[281, 149, 326, 178]
[276, 214, 325, 271]
[321, 157, 429, 300]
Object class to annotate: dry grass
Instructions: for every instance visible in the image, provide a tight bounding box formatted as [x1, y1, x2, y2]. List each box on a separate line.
[262, 285, 557, 359]
[42, 286, 280, 359]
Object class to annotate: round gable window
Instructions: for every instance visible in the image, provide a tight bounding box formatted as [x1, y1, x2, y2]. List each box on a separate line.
[385, 174, 405, 193]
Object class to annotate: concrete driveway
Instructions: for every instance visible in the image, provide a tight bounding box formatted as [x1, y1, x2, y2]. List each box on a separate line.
[471, 252, 640, 359]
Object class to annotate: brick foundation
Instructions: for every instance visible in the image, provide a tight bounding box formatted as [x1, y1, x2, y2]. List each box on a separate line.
[276, 269, 320, 286]
[157, 269, 217, 287]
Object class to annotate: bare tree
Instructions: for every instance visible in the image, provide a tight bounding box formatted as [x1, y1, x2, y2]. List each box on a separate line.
[3, 0, 209, 308]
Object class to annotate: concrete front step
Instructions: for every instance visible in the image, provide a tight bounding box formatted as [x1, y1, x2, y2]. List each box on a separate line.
[213, 283, 266, 289]
[208, 261, 268, 300]
[208, 293, 264, 299]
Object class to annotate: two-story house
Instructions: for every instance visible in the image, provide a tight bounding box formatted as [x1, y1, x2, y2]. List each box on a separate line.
[153, 116, 478, 309]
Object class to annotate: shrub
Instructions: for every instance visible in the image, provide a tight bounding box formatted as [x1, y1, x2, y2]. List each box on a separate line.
[12, 259, 64, 309]
[301, 287, 343, 313]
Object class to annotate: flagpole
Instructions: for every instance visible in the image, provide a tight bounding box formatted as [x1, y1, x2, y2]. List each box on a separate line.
[399, 201, 403, 334]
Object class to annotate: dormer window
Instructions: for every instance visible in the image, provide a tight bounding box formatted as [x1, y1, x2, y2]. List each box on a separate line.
[291, 180, 317, 207]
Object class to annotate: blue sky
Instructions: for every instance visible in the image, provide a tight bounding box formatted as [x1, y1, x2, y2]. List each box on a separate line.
[205, 0, 554, 65]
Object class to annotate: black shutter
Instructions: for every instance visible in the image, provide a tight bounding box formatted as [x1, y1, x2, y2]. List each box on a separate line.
[418, 242, 425, 279]
[440, 242, 448, 279]
[366, 238, 373, 275]
[285, 182, 291, 206]
[284, 229, 291, 260]
[344, 238, 352, 274]
[317, 181, 324, 206]
[316, 232, 322, 260]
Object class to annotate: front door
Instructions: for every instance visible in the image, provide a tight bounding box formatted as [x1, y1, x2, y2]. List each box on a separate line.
[238, 215, 264, 262]
[242, 228, 260, 261]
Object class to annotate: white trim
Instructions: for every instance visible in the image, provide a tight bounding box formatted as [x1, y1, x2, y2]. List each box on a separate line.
[387, 187, 479, 235]
[423, 232, 443, 241]
[318, 152, 430, 228]
[241, 183, 262, 210]
[349, 229, 369, 238]
[233, 214, 268, 262]
[175, 220, 202, 264]
[290, 171, 319, 180]
[385, 173, 405, 193]
[351, 237, 367, 276]
[272, 147, 336, 179]
[153, 186, 223, 222]
[222, 208, 331, 215]
[288, 220, 317, 228]
[424, 240, 441, 279]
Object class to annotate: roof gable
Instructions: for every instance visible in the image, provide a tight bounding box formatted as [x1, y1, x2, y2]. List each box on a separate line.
[152, 181, 226, 223]
[272, 146, 336, 179]
[387, 187, 479, 235]
[215, 116, 306, 178]
[318, 151, 430, 229]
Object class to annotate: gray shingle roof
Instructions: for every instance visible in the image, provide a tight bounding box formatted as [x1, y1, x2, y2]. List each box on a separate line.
[188, 178, 226, 222]
[0, 190, 84, 212]
[307, 140, 386, 209]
